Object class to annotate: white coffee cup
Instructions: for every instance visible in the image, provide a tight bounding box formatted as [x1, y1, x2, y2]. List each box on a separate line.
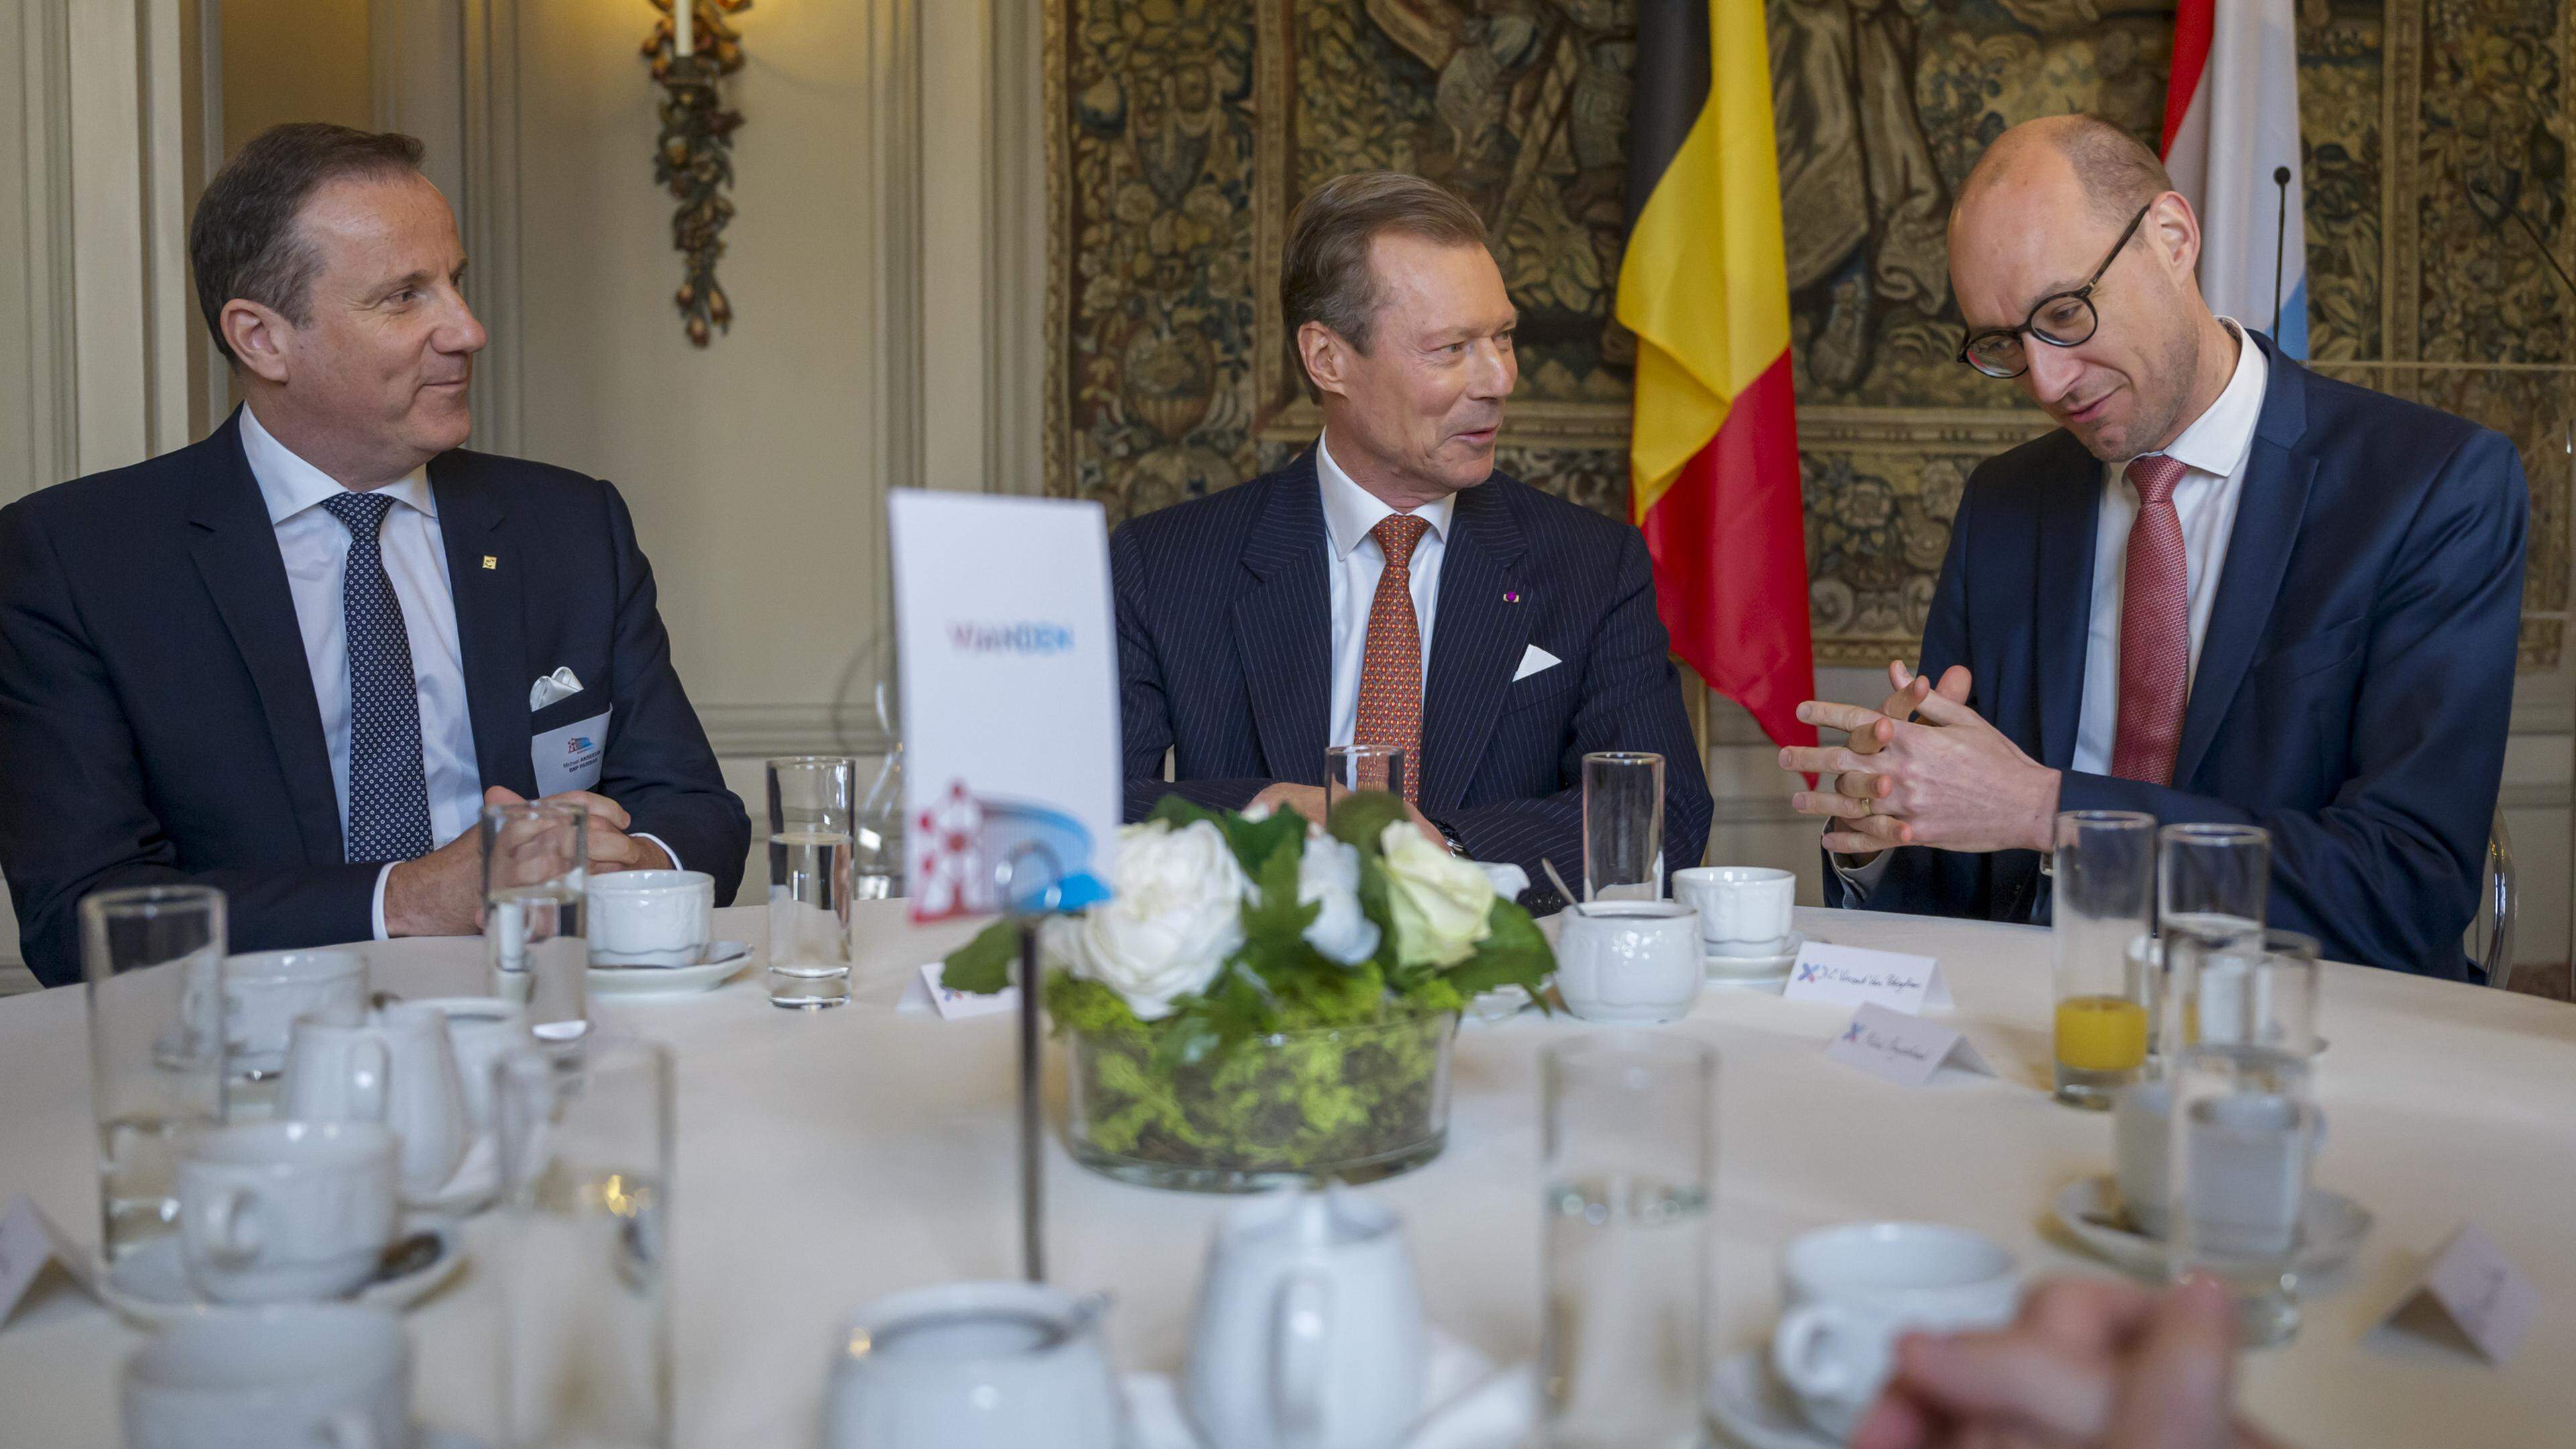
[412, 996, 529, 1134]
[222, 949, 368, 1080]
[2112, 1079, 2322, 1243]
[1554, 902, 1704, 1024]
[1771, 1222, 2018, 1440]
[822, 1281, 1123, 1449]
[282, 1002, 470, 1203]
[121, 1303, 411, 1449]
[1184, 1187, 1426, 1449]
[586, 869, 716, 967]
[176, 1120, 398, 1305]
[1673, 865, 1796, 959]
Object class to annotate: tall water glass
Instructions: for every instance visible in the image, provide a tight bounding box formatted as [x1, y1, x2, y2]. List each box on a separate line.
[1540, 1034, 1715, 1449]
[1325, 743, 1407, 812]
[82, 885, 227, 1264]
[498, 1038, 674, 1449]
[852, 747, 906, 900]
[2155, 824, 2270, 1061]
[484, 800, 589, 1041]
[2165, 943, 2319, 1350]
[1582, 751, 1665, 902]
[2050, 812, 2157, 1109]
[768, 756, 857, 1009]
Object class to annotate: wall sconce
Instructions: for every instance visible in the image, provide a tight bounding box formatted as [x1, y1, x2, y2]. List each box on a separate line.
[643, 0, 751, 347]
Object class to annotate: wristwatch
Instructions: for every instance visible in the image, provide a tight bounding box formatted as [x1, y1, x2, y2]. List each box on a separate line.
[1432, 818, 1469, 858]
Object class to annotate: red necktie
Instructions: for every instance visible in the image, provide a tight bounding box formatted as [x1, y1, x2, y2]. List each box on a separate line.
[2112, 454, 2190, 784]
[1356, 514, 1430, 802]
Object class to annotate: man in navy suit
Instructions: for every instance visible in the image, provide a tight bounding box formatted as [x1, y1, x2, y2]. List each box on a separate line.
[1781, 116, 2525, 979]
[0, 123, 748, 987]
[1115, 172, 1713, 909]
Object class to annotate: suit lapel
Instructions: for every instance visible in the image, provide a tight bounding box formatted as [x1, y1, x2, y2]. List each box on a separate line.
[186, 412, 347, 864]
[1231, 460, 1332, 785]
[2175, 343, 2314, 784]
[1419, 482, 1529, 816]
[432, 455, 535, 797]
[2032, 437, 2100, 771]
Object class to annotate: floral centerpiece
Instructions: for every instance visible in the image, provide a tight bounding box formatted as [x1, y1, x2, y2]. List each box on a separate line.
[942, 792, 1554, 1191]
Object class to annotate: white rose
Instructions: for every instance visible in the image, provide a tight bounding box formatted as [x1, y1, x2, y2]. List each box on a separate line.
[1379, 823, 1497, 969]
[1059, 820, 1246, 1020]
[1293, 832, 1380, 966]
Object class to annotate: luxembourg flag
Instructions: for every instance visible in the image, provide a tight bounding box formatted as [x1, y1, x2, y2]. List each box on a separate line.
[2161, 0, 2307, 358]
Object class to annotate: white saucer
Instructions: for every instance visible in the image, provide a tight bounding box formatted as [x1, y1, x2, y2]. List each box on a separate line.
[2052, 1175, 2372, 1280]
[588, 939, 752, 996]
[1707, 1347, 1836, 1449]
[409, 1131, 500, 1216]
[1706, 932, 1801, 988]
[97, 1216, 466, 1330]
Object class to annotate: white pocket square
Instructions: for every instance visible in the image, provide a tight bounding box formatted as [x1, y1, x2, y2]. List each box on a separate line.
[529, 666, 583, 711]
[1513, 645, 1561, 682]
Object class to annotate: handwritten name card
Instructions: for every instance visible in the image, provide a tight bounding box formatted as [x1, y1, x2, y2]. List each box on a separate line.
[2376, 1223, 2539, 1365]
[1825, 1004, 1996, 1087]
[1784, 941, 1953, 1012]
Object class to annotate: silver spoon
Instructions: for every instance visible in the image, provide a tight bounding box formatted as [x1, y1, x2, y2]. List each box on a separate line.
[1540, 857, 1590, 913]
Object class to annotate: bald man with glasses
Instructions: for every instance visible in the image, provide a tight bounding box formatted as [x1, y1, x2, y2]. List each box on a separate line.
[1776, 114, 2526, 981]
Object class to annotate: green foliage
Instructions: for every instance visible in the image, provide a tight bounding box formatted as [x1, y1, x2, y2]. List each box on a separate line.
[1326, 792, 1412, 860]
[941, 920, 1022, 995]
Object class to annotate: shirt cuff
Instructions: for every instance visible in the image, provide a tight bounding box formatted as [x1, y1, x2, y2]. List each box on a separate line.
[633, 833, 682, 871]
[1827, 830, 1895, 900]
[370, 862, 396, 941]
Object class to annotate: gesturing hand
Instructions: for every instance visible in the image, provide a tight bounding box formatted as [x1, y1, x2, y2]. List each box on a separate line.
[1780, 682, 2059, 856]
[1787, 661, 1974, 857]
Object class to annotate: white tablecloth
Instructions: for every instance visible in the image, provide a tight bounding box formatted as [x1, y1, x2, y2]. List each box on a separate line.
[2, 902, 2571, 1448]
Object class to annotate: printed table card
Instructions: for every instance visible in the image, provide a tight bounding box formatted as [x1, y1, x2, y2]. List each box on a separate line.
[1825, 1004, 1996, 1087]
[906, 961, 1023, 1020]
[1784, 941, 1953, 1012]
[0, 1194, 92, 1328]
[2375, 1223, 2539, 1364]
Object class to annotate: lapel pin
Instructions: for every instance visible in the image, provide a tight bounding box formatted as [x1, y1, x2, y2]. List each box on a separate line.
[1503, 591, 1520, 604]
[482, 555, 498, 570]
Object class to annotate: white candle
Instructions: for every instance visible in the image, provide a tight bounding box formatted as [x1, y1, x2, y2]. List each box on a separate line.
[674, 0, 692, 57]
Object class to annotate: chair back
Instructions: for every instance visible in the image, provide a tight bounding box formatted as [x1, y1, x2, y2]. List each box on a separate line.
[2474, 806, 2516, 989]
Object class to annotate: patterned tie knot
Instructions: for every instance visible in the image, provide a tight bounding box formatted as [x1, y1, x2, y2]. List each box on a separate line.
[2126, 453, 2187, 508]
[321, 490, 398, 539]
[1372, 513, 1430, 572]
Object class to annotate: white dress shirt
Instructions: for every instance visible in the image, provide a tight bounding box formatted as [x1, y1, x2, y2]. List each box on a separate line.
[1837, 321, 2267, 894]
[1319, 432, 1454, 748]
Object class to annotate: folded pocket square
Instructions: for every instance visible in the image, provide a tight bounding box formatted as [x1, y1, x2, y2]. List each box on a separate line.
[529, 667, 583, 711]
[1513, 645, 1562, 682]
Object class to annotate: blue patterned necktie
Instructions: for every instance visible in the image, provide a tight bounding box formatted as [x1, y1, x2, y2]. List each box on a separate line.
[320, 491, 436, 864]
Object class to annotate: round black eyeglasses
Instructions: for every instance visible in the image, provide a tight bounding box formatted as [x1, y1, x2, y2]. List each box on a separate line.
[1955, 203, 2151, 379]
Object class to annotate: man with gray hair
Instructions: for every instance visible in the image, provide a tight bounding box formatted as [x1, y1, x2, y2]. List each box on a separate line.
[1777, 114, 2526, 979]
[1115, 170, 1711, 910]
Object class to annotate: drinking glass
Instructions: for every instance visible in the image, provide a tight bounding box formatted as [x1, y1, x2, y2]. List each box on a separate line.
[2154, 824, 2270, 1062]
[483, 800, 590, 1041]
[1581, 751, 1665, 902]
[768, 756, 857, 1009]
[2165, 941, 2320, 1349]
[1325, 743, 1407, 811]
[82, 885, 227, 1265]
[497, 1037, 674, 1449]
[852, 746, 906, 901]
[2050, 812, 2157, 1109]
[1540, 1033, 1716, 1448]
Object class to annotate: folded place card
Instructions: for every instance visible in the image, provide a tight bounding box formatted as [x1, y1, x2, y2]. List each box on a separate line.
[1784, 941, 1952, 1012]
[2375, 1223, 2538, 1365]
[1825, 1003, 1996, 1087]
[904, 961, 1022, 1020]
[0, 1194, 93, 1329]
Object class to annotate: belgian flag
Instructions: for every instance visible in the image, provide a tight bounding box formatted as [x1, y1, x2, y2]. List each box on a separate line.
[1617, 0, 1817, 753]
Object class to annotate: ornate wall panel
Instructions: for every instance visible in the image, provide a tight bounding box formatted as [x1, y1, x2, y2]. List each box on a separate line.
[1043, 0, 2570, 667]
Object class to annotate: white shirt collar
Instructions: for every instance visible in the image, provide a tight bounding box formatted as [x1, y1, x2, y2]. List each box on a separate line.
[2144, 318, 2268, 481]
[238, 403, 438, 525]
[1316, 432, 1454, 561]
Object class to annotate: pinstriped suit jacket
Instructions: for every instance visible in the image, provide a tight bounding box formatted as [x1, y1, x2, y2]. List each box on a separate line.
[1113, 451, 1713, 913]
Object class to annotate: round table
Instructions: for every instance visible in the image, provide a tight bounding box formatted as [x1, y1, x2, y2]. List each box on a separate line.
[2, 902, 2571, 1447]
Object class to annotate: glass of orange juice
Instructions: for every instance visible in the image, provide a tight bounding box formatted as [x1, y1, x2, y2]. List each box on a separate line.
[2051, 811, 2157, 1108]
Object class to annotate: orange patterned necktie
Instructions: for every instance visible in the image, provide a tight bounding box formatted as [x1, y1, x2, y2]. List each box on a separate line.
[1356, 514, 1431, 802]
[2112, 453, 2190, 785]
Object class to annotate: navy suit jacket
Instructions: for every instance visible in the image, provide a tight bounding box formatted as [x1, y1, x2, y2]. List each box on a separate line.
[1113, 452, 1713, 912]
[1823, 337, 2527, 981]
[0, 410, 751, 987]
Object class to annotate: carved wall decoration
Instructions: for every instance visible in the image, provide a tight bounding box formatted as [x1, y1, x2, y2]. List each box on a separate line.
[1042, 0, 2570, 667]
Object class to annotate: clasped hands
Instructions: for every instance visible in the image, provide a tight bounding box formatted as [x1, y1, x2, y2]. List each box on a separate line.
[383, 785, 672, 936]
[1781, 661, 2061, 859]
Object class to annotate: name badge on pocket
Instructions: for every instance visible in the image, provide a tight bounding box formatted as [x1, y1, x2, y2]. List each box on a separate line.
[533, 708, 611, 796]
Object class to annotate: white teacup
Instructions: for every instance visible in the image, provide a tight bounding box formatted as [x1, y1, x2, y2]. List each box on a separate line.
[1554, 902, 1704, 1023]
[412, 996, 529, 1134]
[121, 1303, 411, 1449]
[1673, 866, 1796, 959]
[587, 869, 716, 967]
[2112, 1080, 2323, 1243]
[1771, 1222, 2018, 1441]
[822, 1281, 1123, 1449]
[222, 949, 369, 1080]
[1185, 1187, 1425, 1449]
[282, 1003, 470, 1204]
[176, 1120, 398, 1305]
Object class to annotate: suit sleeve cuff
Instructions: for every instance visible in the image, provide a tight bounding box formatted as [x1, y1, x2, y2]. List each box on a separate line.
[633, 833, 682, 871]
[1827, 828, 1894, 900]
[370, 863, 396, 941]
